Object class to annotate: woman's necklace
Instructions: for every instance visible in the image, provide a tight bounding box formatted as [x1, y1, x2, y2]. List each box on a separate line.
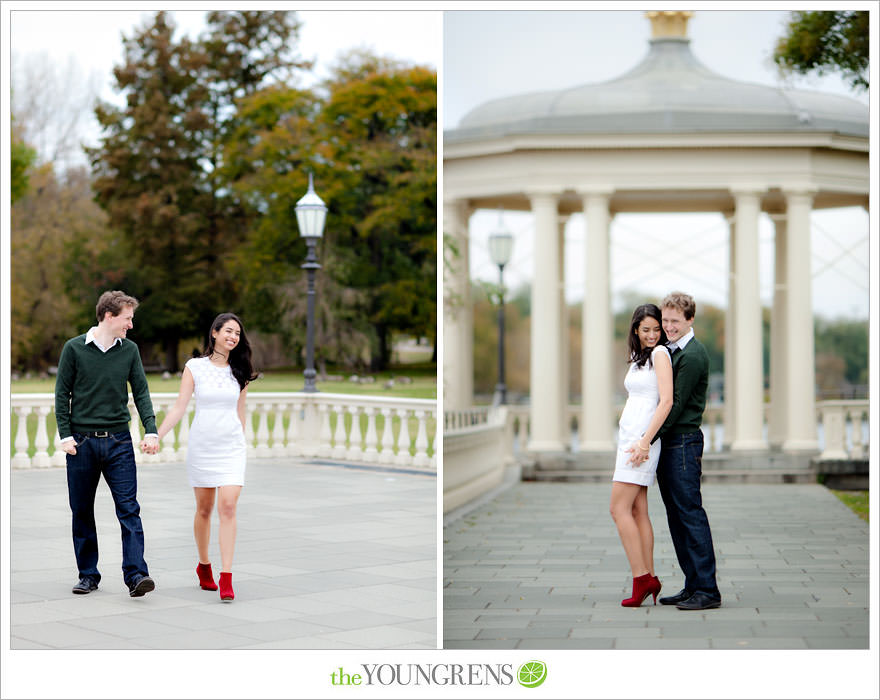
[210, 350, 229, 367]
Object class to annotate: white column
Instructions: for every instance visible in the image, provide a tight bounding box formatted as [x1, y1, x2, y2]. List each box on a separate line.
[527, 192, 565, 452]
[558, 215, 570, 440]
[723, 214, 736, 449]
[730, 189, 767, 451]
[443, 200, 473, 410]
[579, 191, 615, 453]
[768, 212, 787, 448]
[783, 190, 819, 452]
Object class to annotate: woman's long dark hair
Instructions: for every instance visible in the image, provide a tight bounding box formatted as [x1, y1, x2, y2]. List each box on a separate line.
[204, 312, 259, 391]
[628, 304, 668, 369]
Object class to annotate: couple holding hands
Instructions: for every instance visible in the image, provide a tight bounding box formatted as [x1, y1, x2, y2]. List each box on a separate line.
[55, 291, 256, 602]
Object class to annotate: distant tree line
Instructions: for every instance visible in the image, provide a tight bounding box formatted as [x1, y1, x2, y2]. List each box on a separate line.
[11, 10, 436, 374]
[472, 284, 867, 403]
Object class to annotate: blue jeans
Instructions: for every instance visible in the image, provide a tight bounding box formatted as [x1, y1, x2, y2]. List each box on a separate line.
[656, 430, 720, 598]
[66, 431, 149, 587]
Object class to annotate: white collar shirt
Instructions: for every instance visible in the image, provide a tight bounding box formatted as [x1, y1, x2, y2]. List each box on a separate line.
[669, 327, 695, 352]
[85, 326, 123, 353]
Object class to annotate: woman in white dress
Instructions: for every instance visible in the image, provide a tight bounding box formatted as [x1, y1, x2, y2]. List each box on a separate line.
[610, 304, 673, 607]
[156, 313, 258, 602]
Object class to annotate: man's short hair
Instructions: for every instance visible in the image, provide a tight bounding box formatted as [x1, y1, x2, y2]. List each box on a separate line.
[96, 291, 139, 323]
[661, 291, 696, 320]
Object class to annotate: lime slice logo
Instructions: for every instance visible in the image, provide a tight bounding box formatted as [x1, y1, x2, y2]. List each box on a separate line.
[517, 660, 547, 688]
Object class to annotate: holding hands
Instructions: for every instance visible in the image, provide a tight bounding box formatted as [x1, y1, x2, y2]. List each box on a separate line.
[625, 438, 651, 466]
[140, 436, 159, 455]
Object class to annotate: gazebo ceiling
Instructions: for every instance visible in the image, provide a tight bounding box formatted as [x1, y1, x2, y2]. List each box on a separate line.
[447, 12, 868, 144]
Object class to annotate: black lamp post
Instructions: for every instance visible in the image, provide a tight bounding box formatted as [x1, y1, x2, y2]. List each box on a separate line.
[295, 173, 327, 393]
[488, 210, 514, 405]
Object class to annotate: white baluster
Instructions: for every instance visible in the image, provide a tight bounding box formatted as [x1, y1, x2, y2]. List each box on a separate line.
[362, 407, 379, 462]
[12, 405, 32, 469]
[429, 408, 437, 469]
[158, 401, 176, 462]
[413, 409, 430, 467]
[331, 403, 347, 459]
[128, 404, 141, 449]
[245, 404, 257, 459]
[271, 404, 287, 458]
[178, 406, 191, 461]
[849, 408, 866, 459]
[51, 433, 67, 467]
[379, 408, 394, 462]
[819, 405, 848, 460]
[318, 403, 333, 458]
[256, 402, 271, 458]
[395, 407, 412, 466]
[32, 405, 52, 468]
[346, 406, 363, 461]
[288, 402, 303, 457]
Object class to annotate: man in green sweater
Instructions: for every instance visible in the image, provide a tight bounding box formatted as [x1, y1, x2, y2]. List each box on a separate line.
[646, 292, 721, 610]
[55, 291, 159, 597]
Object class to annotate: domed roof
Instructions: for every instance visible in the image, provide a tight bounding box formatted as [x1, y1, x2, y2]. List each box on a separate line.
[449, 12, 868, 143]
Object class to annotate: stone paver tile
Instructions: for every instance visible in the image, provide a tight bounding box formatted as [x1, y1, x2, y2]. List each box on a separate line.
[444, 640, 520, 649]
[297, 610, 415, 631]
[238, 637, 364, 649]
[65, 614, 187, 639]
[615, 637, 712, 649]
[443, 628, 480, 641]
[320, 624, 435, 648]
[134, 629, 267, 649]
[570, 626, 661, 638]
[224, 618, 344, 642]
[711, 637, 810, 649]
[475, 627, 572, 640]
[12, 621, 126, 649]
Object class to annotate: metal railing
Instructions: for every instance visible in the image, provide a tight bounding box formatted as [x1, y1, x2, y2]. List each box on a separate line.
[11, 392, 436, 471]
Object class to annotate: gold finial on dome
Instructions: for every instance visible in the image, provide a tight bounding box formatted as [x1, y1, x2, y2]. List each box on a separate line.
[645, 10, 694, 39]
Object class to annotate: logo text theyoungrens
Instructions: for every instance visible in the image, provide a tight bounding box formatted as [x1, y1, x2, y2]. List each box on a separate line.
[330, 664, 516, 687]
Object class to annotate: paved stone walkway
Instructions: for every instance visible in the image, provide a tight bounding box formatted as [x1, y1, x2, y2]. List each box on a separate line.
[444, 481, 868, 649]
[10, 459, 436, 649]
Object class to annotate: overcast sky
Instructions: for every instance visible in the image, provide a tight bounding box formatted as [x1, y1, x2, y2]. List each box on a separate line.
[4, 5, 871, 321]
[445, 9, 871, 320]
[7, 6, 441, 168]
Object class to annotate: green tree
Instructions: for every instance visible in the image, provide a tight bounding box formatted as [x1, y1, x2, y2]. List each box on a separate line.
[773, 11, 869, 90]
[221, 51, 437, 371]
[11, 166, 112, 371]
[88, 11, 306, 370]
[319, 51, 437, 370]
[815, 317, 868, 392]
[10, 130, 36, 203]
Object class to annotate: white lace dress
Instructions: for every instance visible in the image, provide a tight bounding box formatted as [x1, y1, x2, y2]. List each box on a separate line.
[612, 345, 670, 486]
[185, 356, 246, 487]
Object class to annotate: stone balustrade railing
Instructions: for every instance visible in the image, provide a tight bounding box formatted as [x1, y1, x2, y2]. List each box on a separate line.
[444, 406, 509, 513]
[11, 393, 436, 471]
[816, 400, 869, 460]
[443, 407, 492, 433]
[492, 400, 867, 459]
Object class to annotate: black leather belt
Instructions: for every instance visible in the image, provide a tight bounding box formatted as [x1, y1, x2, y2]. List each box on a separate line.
[81, 431, 111, 438]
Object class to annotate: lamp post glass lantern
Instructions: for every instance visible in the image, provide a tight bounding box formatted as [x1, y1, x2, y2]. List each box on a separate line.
[488, 211, 514, 405]
[295, 173, 327, 392]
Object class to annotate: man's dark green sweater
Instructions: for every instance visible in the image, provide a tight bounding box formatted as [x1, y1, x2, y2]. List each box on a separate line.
[54, 334, 157, 439]
[654, 334, 709, 441]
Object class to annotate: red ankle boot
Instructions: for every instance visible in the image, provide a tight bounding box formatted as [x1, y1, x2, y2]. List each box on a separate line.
[196, 562, 218, 591]
[219, 572, 234, 602]
[622, 573, 661, 607]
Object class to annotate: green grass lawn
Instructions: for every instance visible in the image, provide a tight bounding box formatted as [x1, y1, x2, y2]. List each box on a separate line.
[830, 490, 869, 522]
[12, 367, 436, 399]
